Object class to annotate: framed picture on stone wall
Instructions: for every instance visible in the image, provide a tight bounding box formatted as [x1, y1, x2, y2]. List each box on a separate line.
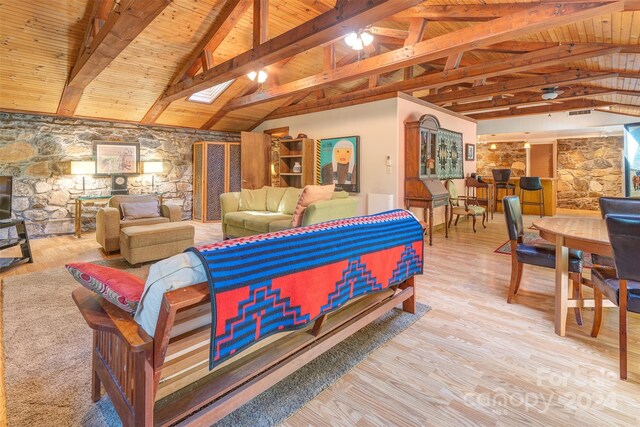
[93, 142, 140, 176]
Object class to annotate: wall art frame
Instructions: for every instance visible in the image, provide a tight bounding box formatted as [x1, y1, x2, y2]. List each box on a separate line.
[93, 141, 140, 176]
[316, 136, 360, 193]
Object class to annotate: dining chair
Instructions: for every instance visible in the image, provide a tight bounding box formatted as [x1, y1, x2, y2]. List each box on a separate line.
[502, 196, 585, 324]
[519, 177, 545, 218]
[590, 214, 640, 380]
[445, 179, 486, 232]
[591, 197, 640, 269]
[492, 169, 516, 207]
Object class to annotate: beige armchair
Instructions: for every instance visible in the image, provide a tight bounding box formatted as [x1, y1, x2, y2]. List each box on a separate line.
[95, 195, 182, 253]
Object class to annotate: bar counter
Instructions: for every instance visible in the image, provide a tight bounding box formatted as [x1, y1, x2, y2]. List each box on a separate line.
[480, 177, 557, 216]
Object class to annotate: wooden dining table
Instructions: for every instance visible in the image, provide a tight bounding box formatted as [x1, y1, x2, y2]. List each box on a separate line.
[532, 217, 615, 337]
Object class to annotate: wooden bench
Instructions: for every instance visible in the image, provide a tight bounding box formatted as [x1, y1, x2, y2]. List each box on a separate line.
[73, 276, 416, 426]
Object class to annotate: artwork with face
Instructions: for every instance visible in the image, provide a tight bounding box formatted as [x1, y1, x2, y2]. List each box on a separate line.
[318, 136, 360, 193]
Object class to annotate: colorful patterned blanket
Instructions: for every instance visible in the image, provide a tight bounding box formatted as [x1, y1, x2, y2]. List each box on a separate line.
[188, 209, 424, 369]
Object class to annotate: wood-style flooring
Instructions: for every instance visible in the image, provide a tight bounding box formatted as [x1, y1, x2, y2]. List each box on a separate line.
[1, 215, 638, 426]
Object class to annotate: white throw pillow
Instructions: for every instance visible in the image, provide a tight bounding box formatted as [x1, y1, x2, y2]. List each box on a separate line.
[134, 251, 208, 336]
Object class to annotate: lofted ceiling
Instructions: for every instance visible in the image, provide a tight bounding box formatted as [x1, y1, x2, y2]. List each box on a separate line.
[0, 0, 638, 132]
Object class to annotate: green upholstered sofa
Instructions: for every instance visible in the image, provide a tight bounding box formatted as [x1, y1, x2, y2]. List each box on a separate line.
[220, 186, 359, 239]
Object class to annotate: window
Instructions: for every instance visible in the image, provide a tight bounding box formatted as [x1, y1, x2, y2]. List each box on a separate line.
[187, 79, 234, 104]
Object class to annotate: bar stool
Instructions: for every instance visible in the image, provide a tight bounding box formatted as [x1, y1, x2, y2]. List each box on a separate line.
[519, 176, 545, 217]
[492, 169, 516, 207]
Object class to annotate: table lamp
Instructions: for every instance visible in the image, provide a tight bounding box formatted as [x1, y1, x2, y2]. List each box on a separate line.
[70, 161, 95, 193]
[143, 161, 163, 192]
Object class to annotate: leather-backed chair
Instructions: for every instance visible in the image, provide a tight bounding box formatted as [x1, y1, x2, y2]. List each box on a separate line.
[445, 179, 486, 232]
[519, 177, 545, 218]
[503, 196, 585, 323]
[590, 214, 640, 380]
[591, 197, 640, 269]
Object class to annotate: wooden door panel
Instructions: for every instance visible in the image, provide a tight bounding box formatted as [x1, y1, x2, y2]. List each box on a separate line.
[241, 131, 270, 189]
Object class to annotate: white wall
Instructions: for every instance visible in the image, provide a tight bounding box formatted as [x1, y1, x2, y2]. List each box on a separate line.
[397, 94, 478, 225]
[255, 98, 399, 215]
[256, 95, 478, 226]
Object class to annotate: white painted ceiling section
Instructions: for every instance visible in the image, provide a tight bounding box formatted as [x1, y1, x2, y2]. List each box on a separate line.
[477, 110, 637, 142]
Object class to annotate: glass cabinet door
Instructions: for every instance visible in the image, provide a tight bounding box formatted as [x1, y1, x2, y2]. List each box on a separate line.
[419, 129, 437, 178]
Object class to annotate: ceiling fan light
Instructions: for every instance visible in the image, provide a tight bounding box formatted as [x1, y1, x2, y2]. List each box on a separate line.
[344, 32, 358, 47]
[352, 38, 364, 50]
[360, 31, 374, 46]
[541, 92, 558, 100]
[247, 70, 258, 81]
[257, 70, 268, 83]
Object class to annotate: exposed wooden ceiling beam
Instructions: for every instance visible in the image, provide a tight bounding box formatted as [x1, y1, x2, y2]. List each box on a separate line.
[141, 0, 252, 124]
[424, 70, 618, 105]
[391, 4, 537, 21]
[253, 0, 268, 48]
[324, 45, 335, 71]
[223, 1, 625, 111]
[368, 26, 409, 39]
[176, 0, 252, 85]
[468, 99, 615, 120]
[162, 0, 424, 103]
[614, 90, 640, 97]
[449, 86, 617, 113]
[444, 52, 463, 71]
[404, 19, 427, 46]
[57, 0, 171, 116]
[263, 45, 618, 120]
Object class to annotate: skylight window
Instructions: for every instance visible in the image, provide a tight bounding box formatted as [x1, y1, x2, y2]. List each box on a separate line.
[187, 79, 234, 104]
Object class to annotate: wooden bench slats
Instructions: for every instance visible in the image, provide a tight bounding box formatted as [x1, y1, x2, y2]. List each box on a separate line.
[165, 325, 210, 360]
[154, 287, 409, 426]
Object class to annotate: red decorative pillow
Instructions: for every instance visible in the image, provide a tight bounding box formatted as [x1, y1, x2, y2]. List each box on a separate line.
[66, 263, 145, 314]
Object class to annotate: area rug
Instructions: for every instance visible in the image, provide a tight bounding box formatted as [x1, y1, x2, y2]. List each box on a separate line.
[494, 231, 593, 268]
[2, 260, 429, 426]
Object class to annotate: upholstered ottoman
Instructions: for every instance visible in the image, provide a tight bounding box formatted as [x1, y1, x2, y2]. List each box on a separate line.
[119, 222, 195, 265]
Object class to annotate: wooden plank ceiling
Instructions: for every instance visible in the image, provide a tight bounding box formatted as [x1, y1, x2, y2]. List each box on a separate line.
[0, 0, 638, 131]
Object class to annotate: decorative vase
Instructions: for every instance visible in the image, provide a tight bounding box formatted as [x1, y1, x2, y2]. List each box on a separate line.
[293, 162, 302, 173]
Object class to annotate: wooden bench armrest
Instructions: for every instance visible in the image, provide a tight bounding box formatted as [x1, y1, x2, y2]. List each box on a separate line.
[72, 287, 152, 352]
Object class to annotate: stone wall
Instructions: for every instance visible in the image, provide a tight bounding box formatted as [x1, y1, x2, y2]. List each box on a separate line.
[476, 141, 527, 178]
[557, 136, 623, 210]
[0, 112, 239, 237]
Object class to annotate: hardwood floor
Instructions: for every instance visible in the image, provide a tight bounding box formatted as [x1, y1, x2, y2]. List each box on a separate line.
[1, 216, 638, 426]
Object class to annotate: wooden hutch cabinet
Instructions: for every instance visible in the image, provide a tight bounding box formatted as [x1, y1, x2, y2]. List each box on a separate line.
[404, 114, 450, 246]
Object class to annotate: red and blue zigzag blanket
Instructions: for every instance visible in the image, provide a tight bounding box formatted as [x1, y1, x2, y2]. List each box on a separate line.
[188, 209, 424, 369]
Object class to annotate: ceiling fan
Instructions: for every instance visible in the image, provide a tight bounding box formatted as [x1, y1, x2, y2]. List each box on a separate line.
[541, 86, 564, 100]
